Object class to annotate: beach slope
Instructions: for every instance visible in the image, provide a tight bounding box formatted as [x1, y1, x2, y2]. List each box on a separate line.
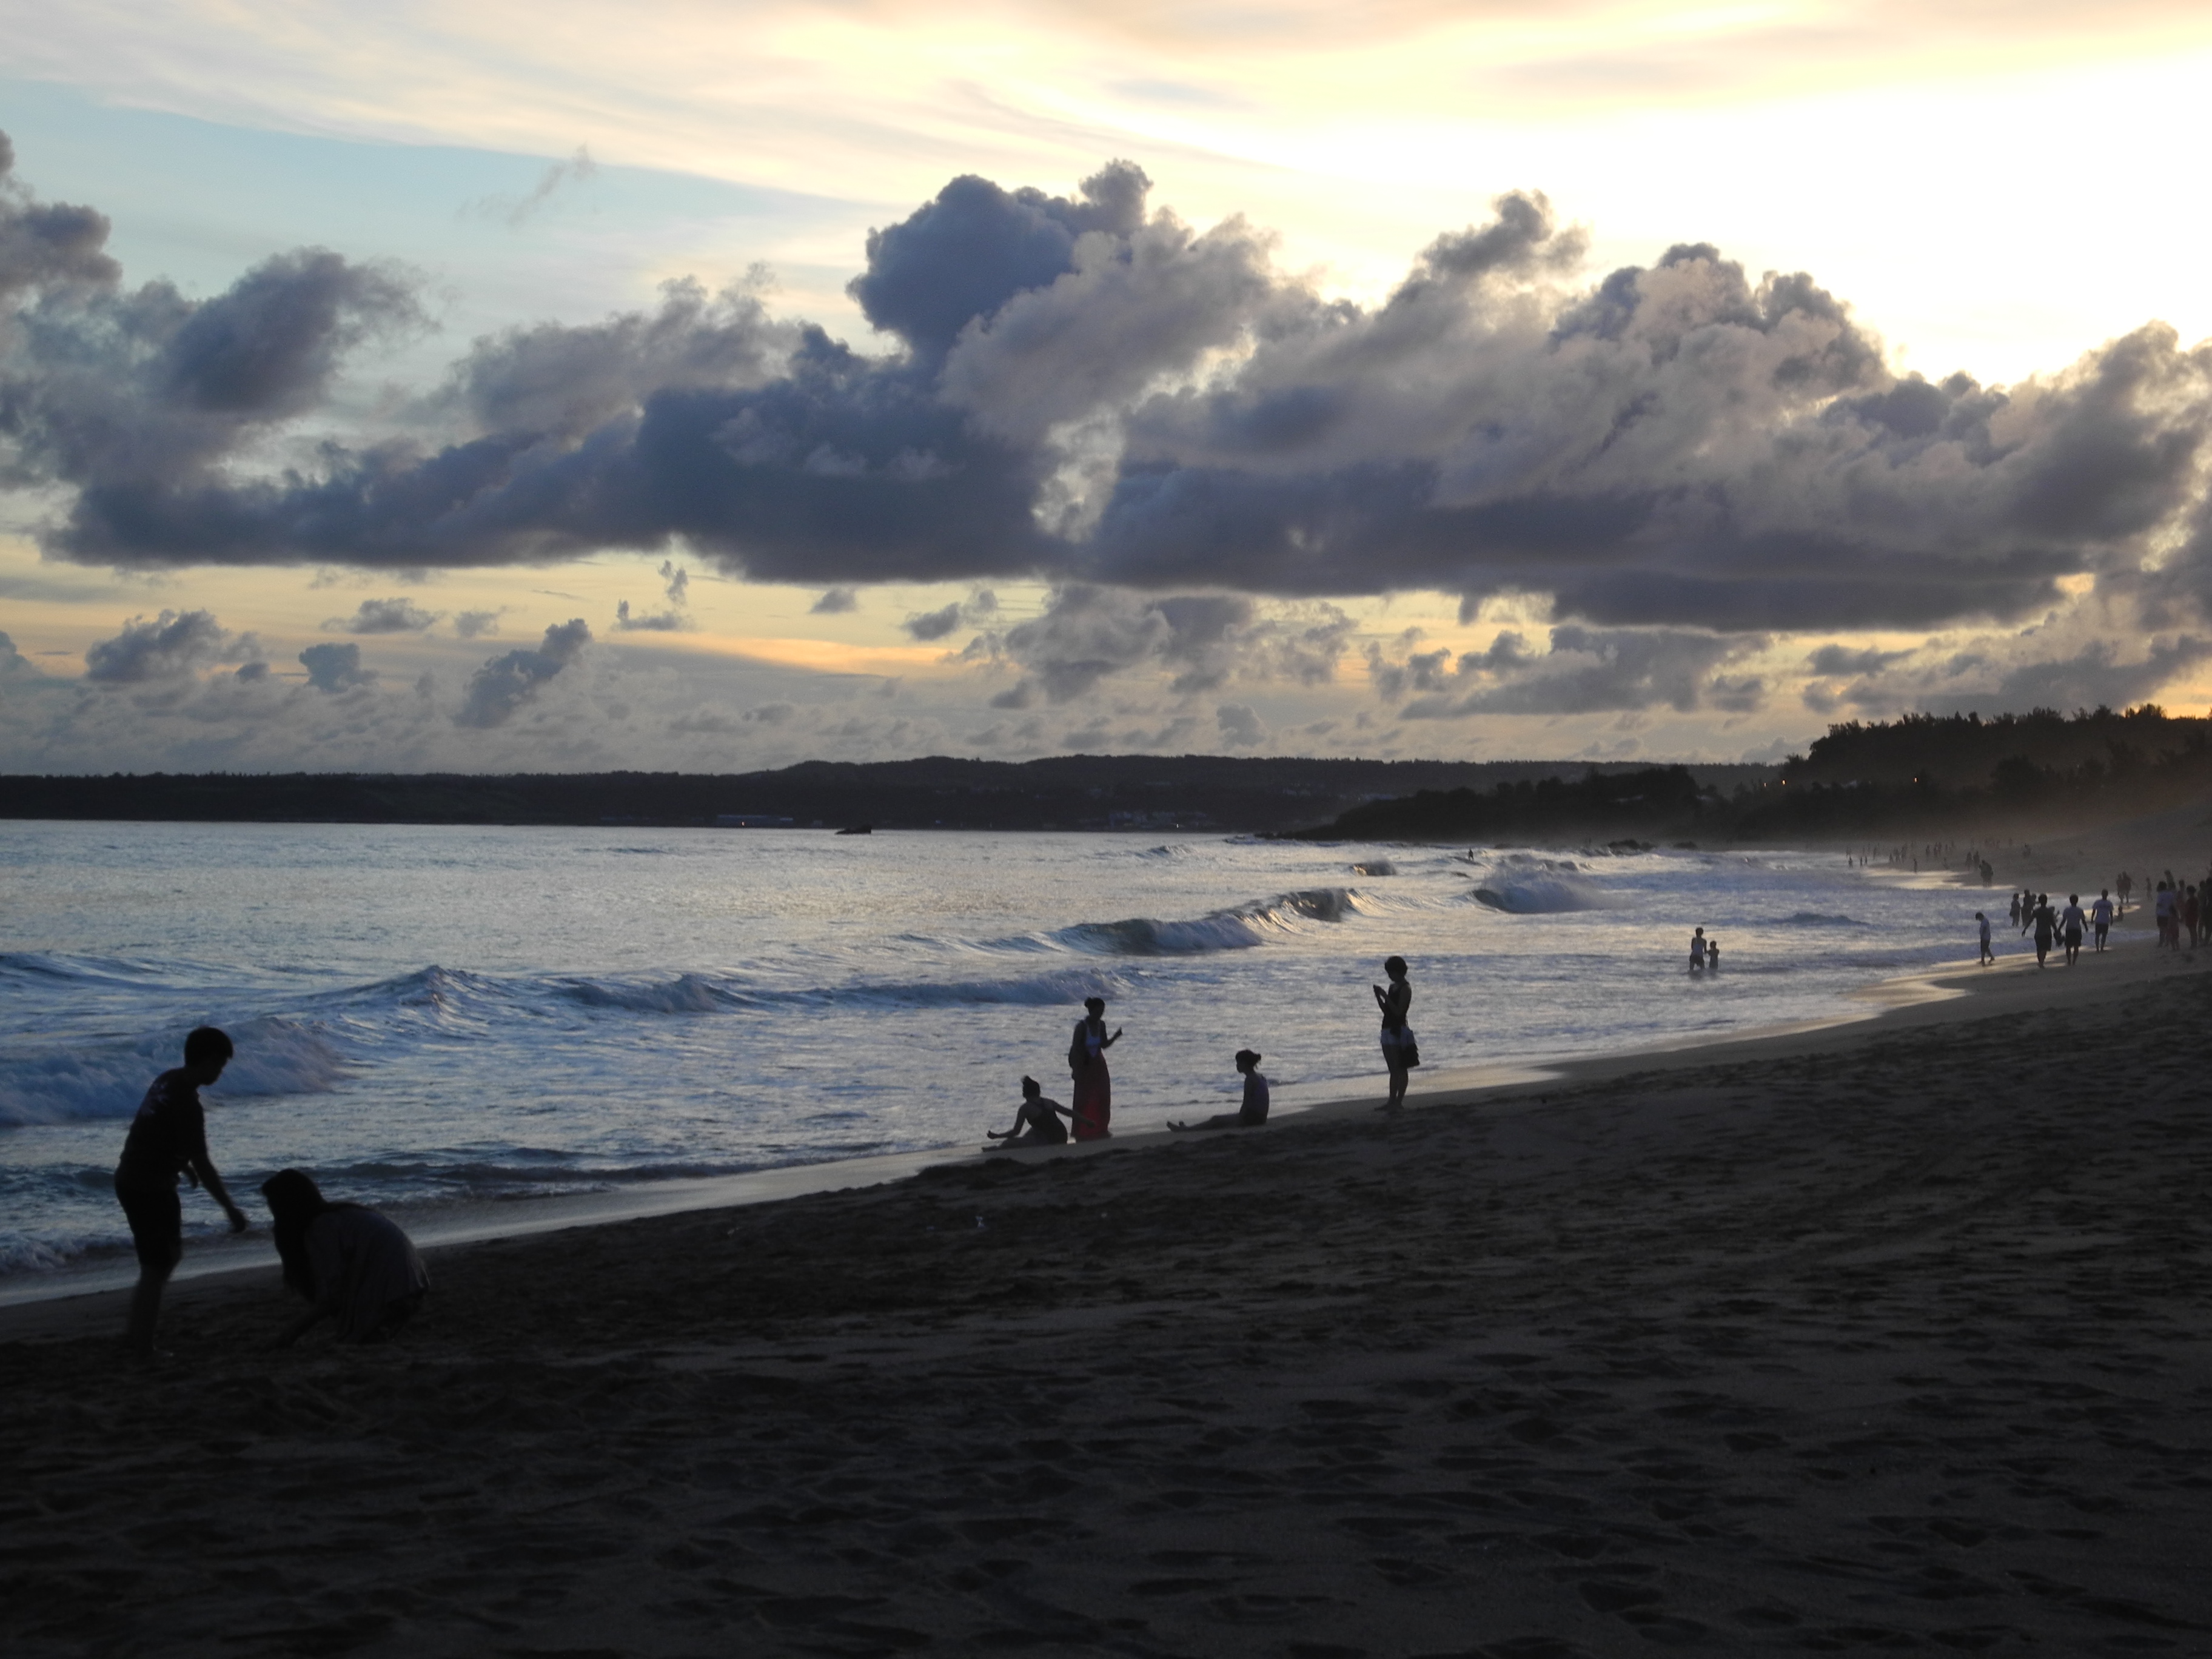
[4, 962, 2208, 1656]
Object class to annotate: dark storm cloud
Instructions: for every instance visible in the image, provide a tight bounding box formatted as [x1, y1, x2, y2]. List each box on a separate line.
[455, 618, 590, 728]
[10, 130, 2212, 664]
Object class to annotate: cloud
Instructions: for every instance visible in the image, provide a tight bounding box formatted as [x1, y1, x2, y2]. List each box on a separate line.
[453, 608, 503, 638]
[463, 146, 598, 228]
[811, 586, 859, 613]
[0, 629, 42, 682]
[614, 598, 690, 632]
[10, 133, 2212, 675]
[298, 640, 376, 692]
[82, 609, 230, 682]
[331, 596, 440, 633]
[1216, 701, 1265, 747]
[1398, 625, 1763, 717]
[455, 618, 591, 727]
[902, 588, 997, 640]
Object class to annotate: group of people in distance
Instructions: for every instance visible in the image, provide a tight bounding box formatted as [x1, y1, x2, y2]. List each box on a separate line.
[2151, 877, 2204, 948]
[985, 955, 1423, 1147]
[115, 1025, 429, 1359]
[1988, 890, 2108, 967]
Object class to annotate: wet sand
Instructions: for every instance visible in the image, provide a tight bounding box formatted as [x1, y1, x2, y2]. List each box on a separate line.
[5, 946, 2210, 1655]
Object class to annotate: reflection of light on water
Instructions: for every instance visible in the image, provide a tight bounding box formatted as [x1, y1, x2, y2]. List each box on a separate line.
[0, 824, 2058, 1282]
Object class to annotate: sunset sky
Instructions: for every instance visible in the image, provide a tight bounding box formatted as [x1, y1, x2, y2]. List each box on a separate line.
[5, 1, 2211, 773]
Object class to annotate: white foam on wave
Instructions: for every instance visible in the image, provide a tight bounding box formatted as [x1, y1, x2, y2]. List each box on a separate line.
[1470, 874, 1627, 914]
[0, 1014, 350, 1128]
[1037, 886, 1377, 956]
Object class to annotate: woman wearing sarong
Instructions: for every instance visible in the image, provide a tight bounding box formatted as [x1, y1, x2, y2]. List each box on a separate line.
[1068, 996, 1122, 1140]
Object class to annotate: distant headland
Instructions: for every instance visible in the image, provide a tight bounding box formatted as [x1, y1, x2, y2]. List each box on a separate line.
[1, 707, 2202, 840]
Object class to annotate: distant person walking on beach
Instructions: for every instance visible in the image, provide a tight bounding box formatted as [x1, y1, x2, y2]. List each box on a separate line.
[262, 1169, 430, 1347]
[1168, 1050, 1271, 1131]
[1689, 927, 1708, 971]
[986, 1076, 1073, 1148]
[1068, 996, 1121, 1139]
[2117, 871, 2133, 914]
[1373, 956, 1416, 1111]
[2091, 890, 2114, 951]
[1977, 911, 1994, 965]
[2031, 894, 2056, 967]
[2060, 894, 2086, 966]
[2153, 881, 2177, 948]
[114, 1025, 250, 1358]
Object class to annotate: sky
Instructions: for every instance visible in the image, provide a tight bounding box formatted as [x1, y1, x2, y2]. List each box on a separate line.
[4, 1, 2212, 774]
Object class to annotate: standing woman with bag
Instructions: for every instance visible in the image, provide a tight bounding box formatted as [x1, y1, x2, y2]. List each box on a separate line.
[1069, 995, 1122, 1140]
[1373, 956, 1417, 1111]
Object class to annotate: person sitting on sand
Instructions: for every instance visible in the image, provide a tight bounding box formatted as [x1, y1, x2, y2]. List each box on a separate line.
[2091, 889, 2114, 951]
[262, 1169, 429, 1347]
[1168, 1050, 1270, 1131]
[1688, 927, 1707, 971]
[114, 1025, 250, 1358]
[1068, 996, 1121, 1140]
[1373, 956, 1416, 1111]
[1977, 911, 1994, 966]
[986, 1076, 1074, 1148]
[2060, 894, 2086, 966]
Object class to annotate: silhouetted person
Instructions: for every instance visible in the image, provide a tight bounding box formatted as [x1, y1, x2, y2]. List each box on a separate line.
[1977, 911, 1994, 966]
[2091, 889, 2114, 951]
[1068, 996, 1121, 1140]
[2060, 894, 2086, 966]
[114, 1026, 249, 1358]
[987, 1076, 1073, 1148]
[261, 1170, 429, 1347]
[1169, 1050, 1270, 1131]
[1704, 938, 1720, 971]
[2117, 871, 2133, 914]
[1688, 927, 1708, 971]
[2031, 894, 2056, 967]
[1373, 956, 1416, 1111]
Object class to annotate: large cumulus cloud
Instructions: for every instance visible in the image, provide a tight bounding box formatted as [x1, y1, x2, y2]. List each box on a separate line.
[8, 129, 2212, 692]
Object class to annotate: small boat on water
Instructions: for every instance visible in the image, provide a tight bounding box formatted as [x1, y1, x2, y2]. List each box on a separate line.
[836, 823, 873, 836]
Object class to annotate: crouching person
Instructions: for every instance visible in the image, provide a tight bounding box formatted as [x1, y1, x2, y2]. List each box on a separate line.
[263, 1169, 429, 1347]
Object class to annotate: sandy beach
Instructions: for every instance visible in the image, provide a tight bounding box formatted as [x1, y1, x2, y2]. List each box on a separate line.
[5, 931, 2210, 1656]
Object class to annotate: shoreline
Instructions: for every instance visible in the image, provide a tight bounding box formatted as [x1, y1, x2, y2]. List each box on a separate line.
[4, 921, 2197, 1335]
[5, 896, 2208, 1654]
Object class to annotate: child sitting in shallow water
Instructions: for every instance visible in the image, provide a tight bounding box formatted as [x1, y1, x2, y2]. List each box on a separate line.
[1167, 1050, 1270, 1132]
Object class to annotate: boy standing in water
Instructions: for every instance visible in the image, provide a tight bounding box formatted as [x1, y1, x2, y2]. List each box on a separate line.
[114, 1026, 249, 1357]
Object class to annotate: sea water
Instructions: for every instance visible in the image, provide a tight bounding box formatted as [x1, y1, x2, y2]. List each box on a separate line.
[1, 822, 2001, 1279]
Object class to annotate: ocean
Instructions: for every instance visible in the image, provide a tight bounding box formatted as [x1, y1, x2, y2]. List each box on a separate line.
[1, 821, 2002, 1281]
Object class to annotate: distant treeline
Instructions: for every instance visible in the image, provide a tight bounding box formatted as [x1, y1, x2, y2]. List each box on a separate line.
[1295, 706, 2212, 843]
[0, 754, 1778, 834]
